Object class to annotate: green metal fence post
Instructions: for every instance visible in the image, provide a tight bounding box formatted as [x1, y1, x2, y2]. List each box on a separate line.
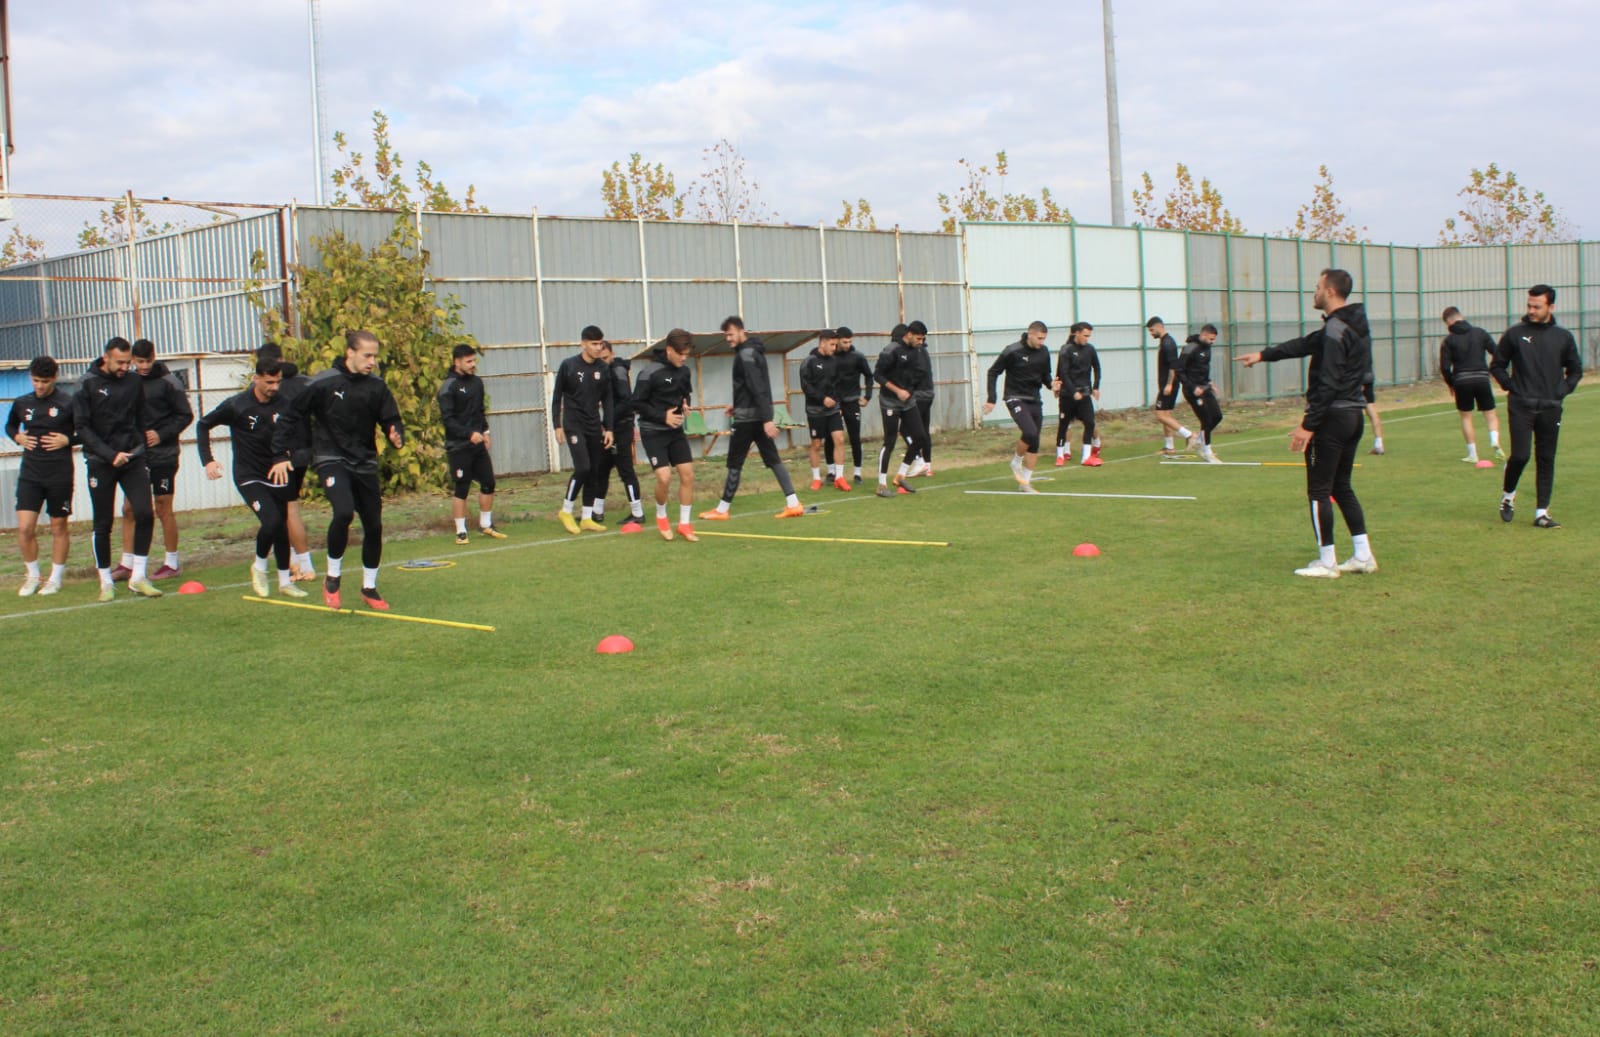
[1260, 233, 1271, 401]
[1387, 244, 1398, 386]
[1137, 225, 1149, 405]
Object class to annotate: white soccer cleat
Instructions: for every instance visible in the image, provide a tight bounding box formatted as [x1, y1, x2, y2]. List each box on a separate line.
[1293, 560, 1341, 579]
[1337, 555, 1378, 574]
[38, 581, 62, 596]
[18, 576, 40, 597]
[250, 567, 269, 597]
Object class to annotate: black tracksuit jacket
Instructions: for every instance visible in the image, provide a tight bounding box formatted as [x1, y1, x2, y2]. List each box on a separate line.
[986, 337, 1053, 403]
[1259, 303, 1371, 430]
[275, 358, 405, 474]
[1490, 318, 1582, 405]
[75, 357, 149, 464]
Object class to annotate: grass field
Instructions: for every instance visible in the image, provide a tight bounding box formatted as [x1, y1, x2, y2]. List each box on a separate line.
[4, 390, 1599, 1035]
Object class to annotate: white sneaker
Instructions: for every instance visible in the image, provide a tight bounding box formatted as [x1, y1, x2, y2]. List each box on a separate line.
[1337, 555, 1378, 574]
[18, 576, 40, 597]
[1460, 455, 1478, 463]
[1293, 560, 1341, 579]
[907, 459, 930, 478]
[38, 580, 62, 596]
[1204, 450, 1224, 465]
[250, 566, 270, 597]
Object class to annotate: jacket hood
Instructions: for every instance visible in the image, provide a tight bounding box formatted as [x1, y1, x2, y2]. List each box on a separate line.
[610, 356, 631, 371]
[743, 336, 767, 354]
[280, 361, 300, 379]
[1447, 319, 1473, 336]
[334, 357, 371, 378]
[1327, 302, 1369, 336]
[1185, 334, 1206, 346]
[139, 361, 171, 379]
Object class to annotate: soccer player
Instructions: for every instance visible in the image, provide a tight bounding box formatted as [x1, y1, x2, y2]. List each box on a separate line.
[258, 342, 317, 581]
[1146, 317, 1197, 456]
[595, 340, 646, 532]
[551, 325, 614, 534]
[1490, 284, 1583, 528]
[76, 336, 161, 600]
[983, 320, 1053, 493]
[272, 330, 405, 610]
[1363, 377, 1385, 456]
[1439, 306, 1504, 463]
[1177, 324, 1224, 463]
[196, 357, 308, 599]
[827, 326, 873, 483]
[1054, 322, 1103, 467]
[113, 338, 192, 582]
[907, 325, 937, 477]
[873, 320, 932, 497]
[632, 328, 700, 541]
[1236, 268, 1377, 579]
[800, 328, 851, 492]
[700, 316, 806, 520]
[438, 343, 506, 544]
[6, 356, 76, 596]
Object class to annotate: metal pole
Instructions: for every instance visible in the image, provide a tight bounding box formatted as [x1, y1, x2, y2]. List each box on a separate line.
[1137, 225, 1149, 405]
[532, 208, 557, 473]
[733, 220, 744, 317]
[1387, 244, 1398, 384]
[818, 221, 830, 327]
[1260, 233, 1271, 401]
[307, 0, 328, 205]
[894, 225, 905, 322]
[1101, 0, 1126, 227]
[961, 222, 981, 429]
[638, 215, 651, 347]
[125, 190, 142, 339]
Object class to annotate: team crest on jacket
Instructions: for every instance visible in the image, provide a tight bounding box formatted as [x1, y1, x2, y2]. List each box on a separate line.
[326, 475, 336, 487]
[252, 499, 262, 512]
[89, 477, 98, 489]
[49, 407, 58, 417]
[593, 371, 601, 380]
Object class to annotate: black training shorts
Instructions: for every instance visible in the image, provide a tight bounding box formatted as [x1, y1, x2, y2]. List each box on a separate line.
[16, 477, 73, 518]
[641, 428, 693, 470]
[1453, 380, 1496, 413]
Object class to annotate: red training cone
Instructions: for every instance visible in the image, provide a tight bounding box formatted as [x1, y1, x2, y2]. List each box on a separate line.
[596, 634, 635, 654]
[177, 580, 207, 594]
[1072, 543, 1100, 558]
[1474, 459, 1494, 469]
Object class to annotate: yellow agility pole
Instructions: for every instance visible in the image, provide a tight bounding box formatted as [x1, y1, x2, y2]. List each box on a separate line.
[694, 531, 950, 548]
[241, 595, 495, 632]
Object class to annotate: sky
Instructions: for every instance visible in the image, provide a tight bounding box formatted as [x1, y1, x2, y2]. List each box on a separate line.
[5, 0, 1597, 245]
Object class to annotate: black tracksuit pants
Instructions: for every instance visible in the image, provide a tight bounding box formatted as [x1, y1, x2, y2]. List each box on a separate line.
[1502, 396, 1563, 509]
[1304, 408, 1367, 547]
[87, 458, 152, 569]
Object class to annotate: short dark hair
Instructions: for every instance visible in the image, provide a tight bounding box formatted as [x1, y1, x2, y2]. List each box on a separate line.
[1441, 306, 1462, 322]
[1201, 323, 1219, 335]
[890, 323, 908, 340]
[906, 320, 928, 336]
[1144, 316, 1164, 329]
[1320, 268, 1353, 299]
[581, 325, 605, 341]
[1070, 321, 1093, 335]
[254, 357, 284, 377]
[105, 336, 132, 354]
[345, 330, 379, 351]
[1027, 320, 1048, 334]
[834, 326, 853, 338]
[29, 355, 58, 378]
[131, 338, 156, 360]
[256, 342, 284, 360]
[1529, 284, 1556, 305]
[720, 315, 745, 332]
[452, 344, 477, 360]
[665, 328, 694, 352]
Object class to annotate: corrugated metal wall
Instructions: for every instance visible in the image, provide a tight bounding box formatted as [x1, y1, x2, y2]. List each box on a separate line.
[6, 201, 1597, 527]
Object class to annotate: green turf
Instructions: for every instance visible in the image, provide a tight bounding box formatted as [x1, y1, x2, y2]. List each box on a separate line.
[3, 395, 1599, 1035]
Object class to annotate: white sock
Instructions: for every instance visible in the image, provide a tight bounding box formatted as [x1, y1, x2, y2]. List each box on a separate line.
[1163, 437, 1174, 450]
[1010, 453, 1024, 469]
[679, 505, 692, 525]
[1490, 430, 1500, 447]
[593, 503, 605, 519]
[1056, 445, 1068, 459]
[1374, 437, 1384, 450]
[1081, 445, 1091, 462]
[1319, 544, 1337, 567]
[131, 556, 148, 581]
[1465, 444, 1477, 460]
[99, 567, 113, 585]
[49, 563, 65, 584]
[1536, 507, 1548, 519]
[455, 517, 468, 534]
[811, 467, 821, 481]
[294, 551, 314, 573]
[1021, 467, 1033, 484]
[164, 552, 179, 570]
[1178, 426, 1193, 439]
[480, 511, 494, 528]
[362, 566, 379, 590]
[656, 503, 668, 520]
[1351, 533, 1372, 561]
[327, 556, 343, 578]
[897, 463, 910, 477]
[254, 556, 269, 572]
[278, 568, 293, 588]
[24, 560, 40, 578]
[119, 553, 134, 569]
[878, 473, 888, 486]
[630, 502, 644, 519]
[715, 501, 731, 514]
[785, 493, 801, 508]
[581, 505, 593, 520]
[561, 500, 575, 515]
[1502, 491, 1515, 504]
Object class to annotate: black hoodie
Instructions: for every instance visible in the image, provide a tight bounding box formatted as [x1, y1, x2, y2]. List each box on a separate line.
[800, 347, 840, 416]
[75, 356, 149, 464]
[1176, 335, 1214, 396]
[1490, 317, 1582, 405]
[1439, 320, 1495, 387]
[437, 368, 489, 453]
[631, 347, 695, 435]
[1259, 303, 1371, 430]
[137, 361, 194, 467]
[275, 357, 404, 474]
[729, 336, 776, 423]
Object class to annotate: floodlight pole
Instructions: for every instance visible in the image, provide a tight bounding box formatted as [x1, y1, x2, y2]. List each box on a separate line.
[1102, 0, 1126, 227]
[307, 0, 329, 205]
